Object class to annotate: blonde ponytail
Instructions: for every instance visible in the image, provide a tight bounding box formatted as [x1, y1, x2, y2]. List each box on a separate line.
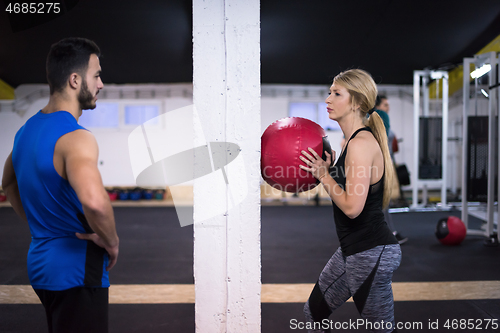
[366, 112, 395, 208]
[334, 69, 394, 208]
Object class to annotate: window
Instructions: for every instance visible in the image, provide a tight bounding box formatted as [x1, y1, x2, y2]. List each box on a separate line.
[78, 103, 119, 128]
[289, 102, 317, 122]
[124, 105, 159, 125]
[289, 102, 340, 131]
[77, 102, 162, 129]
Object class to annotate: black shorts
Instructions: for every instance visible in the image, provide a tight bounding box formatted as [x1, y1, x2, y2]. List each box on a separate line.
[34, 287, 109, 333]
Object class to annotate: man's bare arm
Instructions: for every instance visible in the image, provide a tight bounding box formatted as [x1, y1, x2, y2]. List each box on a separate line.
[2, 152, 27, 222]
[58, 130, 119, 270]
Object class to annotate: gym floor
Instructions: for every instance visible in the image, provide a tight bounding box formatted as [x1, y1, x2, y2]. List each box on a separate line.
[1, 204, 499, 332]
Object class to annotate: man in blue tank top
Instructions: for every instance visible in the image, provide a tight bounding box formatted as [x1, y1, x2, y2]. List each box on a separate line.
[2, 38, 119, 333]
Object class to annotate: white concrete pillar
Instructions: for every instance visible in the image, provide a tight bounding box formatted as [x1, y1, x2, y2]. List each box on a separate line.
[192, 0, 261, 332]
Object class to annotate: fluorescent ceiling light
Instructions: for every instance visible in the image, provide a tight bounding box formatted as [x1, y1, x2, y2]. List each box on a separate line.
[470, 64, 491, 79]
[430, 72, 444, 80]
[481, 89, 489, 98]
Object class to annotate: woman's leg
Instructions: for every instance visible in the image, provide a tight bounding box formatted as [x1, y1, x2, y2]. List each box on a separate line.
[346, 244, 402, 333]
[304, 247, 353, 333]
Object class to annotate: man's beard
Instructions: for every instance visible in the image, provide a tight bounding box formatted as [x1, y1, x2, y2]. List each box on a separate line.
[78, 79, 96, 110]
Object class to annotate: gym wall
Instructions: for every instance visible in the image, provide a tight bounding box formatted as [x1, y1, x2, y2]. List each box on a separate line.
[0, 82, 479, 192]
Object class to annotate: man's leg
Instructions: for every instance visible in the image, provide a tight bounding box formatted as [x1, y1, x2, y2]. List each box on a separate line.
[35, 287, 109, 333]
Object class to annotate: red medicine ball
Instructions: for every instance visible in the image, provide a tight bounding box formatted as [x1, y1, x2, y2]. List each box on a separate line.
[261, 117, 332, 193]
[435, 216, 467, 245]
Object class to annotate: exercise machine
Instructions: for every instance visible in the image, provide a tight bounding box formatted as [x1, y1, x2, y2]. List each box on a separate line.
[461, 51, 499, 246]
[412, 70, 449, 209]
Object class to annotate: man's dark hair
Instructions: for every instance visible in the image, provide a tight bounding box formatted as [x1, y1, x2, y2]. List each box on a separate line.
[375, 94, 387, 108]
[46, 37, 100, 94]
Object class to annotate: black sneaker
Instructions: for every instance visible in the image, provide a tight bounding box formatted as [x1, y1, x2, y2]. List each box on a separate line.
[393, 231, 408, 245]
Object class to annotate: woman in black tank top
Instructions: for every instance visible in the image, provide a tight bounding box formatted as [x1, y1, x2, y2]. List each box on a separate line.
[299, 69, 401, 333]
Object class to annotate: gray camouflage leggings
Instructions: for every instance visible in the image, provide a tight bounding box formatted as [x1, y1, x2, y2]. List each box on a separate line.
[304, 244, 402, 333]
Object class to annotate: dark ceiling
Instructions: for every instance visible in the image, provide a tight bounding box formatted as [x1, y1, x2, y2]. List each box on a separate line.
[1, 0, 500, 88]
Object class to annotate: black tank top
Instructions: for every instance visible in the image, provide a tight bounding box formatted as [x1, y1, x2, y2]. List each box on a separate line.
[330, 127, 398, 256]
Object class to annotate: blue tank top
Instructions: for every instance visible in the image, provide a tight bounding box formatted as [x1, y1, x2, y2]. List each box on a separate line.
[330, 127, 397, 256]
[12, 110, 109, 290]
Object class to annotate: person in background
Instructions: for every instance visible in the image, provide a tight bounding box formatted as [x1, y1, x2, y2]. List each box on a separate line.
[1, 37, 118, 333]
[374, 95, 408, 244]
